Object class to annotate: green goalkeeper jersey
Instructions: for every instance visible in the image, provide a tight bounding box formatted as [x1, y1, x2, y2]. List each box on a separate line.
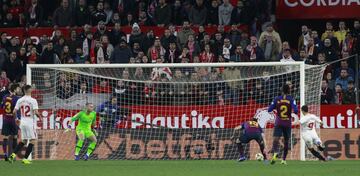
[71, 111, 97, 131]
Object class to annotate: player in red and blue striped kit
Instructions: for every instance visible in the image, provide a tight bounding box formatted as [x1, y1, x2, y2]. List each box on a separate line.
[268, 84, 298, 165]
[231, 118, 267, 162]
[1, 84, 21, 161]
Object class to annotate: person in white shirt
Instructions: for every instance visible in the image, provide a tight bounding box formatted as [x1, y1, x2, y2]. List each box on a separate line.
[294, 105, 326, 161]
[9, 85, 41, 164]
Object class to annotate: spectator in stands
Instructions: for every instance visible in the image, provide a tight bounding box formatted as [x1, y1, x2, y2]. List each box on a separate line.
[94, 21, 110, 40]
[92, 80, 112, 93]
[161, 29, 177, 50]
[177, 21, 195, 48]
[231, 1, 245, 25]
[171, 0, 184, 26]
[223, 66, 242, 105]
[25, 0, 43, 27]
[37, 72, 52, 91]
[7, 37, 20, 54]
[165, 42, 180, 63]
[321, 22, 335, 41]
[186, 34, 200, 61]
[72, 47, 87, 63]
[325, 72, 335, 90]
[228, 25, 241, 46]
[207, 0, 219, 25]
[321, 79, 334, 104]
[122, 13, 135, 27]
[2, 12, 19, 28]
[299, 49, 312, 64]
[148, 37, 166, 63]
[109, 22, 126, 47]
[138, 10, 153, 26]
[218, 0, 233, 25]
[342, 80, 356, 104]
[132, 42, 143, 58]
[305, 37, 320, 63]
[53, 0, 73, 27]
[78, 82, 89, 94]
[298, 25, 311, 51]
[245, 36, 264, 62]
[341, 32, 355, 54]
[59, 45, 72, 63]
[154, 0, 172, 27]
[129, 23, 145, 49]
[82, 32, 95, 59]
[0, 71, 11, 89]
[91, 2, 107, 26]
[322, 38, 339, 62]
[222, 38, 234, 61]
[335, 69, 353, 90]
[38, 41, 60, 64]
[74, 0, 90, 27]
[189, 0, 207, 26]
[238, 32, 250, 51]
[335, 21, 348, 45]
[97, 35, 113, 64]
[334, 83, 343, 105]
[311, 30, 322, 48]
[352, 20, 360, 54]
[110, 39, 132, 63]
[97, 96, 120, 128]
[57, 81, 74, 99]
[260, 34, 280, 62]
[259, 23, 282, 53]
[28, 47, 38, 64]
[334, 60, 354, 79]
[103, 2, 113, 25]
[200, 44, 215, 62]
[280, 49, 295, 62]
[230, 45, 245, 62]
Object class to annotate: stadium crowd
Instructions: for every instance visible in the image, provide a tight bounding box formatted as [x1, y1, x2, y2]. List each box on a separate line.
[0, 0, 359, 106]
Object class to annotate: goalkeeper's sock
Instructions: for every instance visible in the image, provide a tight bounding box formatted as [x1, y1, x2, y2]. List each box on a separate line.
[309, 148, 326, 161]
[236, 143, 244, 157]
[283, 140, 289, 160]
[75, 140, 84, 156]
[13, 142, 25, 155]
[86, 141, 97, 156]
[2, 138, 8, 155]
[24, 143, 34, 159]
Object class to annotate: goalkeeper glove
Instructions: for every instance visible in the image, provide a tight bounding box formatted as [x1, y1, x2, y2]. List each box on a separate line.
[64, 125, 72, 133]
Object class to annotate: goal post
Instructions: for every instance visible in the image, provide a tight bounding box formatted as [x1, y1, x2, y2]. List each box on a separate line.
[26, 62, 324, 161]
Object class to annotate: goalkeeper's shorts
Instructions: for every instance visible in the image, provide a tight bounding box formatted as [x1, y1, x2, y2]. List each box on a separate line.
[76, 128, 95, 138]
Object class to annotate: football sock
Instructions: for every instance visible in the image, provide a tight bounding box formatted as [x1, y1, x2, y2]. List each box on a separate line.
[283, 139, 289, 160]
[236, 143, 244, 157]
[2, 138, 8, 154]
[12, 138, 17, 151]
[259, 142, 267, 160]
[75, 140, 84, 155]
[271, 139, 279, 154]
[24, 143, 34, 159]
[309, 148, 326, 161]
[86, 141, 97, 156]
[13, 142, 25, 154]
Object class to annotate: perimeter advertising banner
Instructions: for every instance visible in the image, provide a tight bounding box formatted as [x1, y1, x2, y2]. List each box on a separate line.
[1, 105, 360, 160]
[276, 0, 360, 19]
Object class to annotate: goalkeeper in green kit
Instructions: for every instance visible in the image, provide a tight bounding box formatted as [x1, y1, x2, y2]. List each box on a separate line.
[69, 103, 98, 161]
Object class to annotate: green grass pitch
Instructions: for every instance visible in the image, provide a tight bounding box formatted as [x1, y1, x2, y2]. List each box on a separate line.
[1, 160, 359, 176]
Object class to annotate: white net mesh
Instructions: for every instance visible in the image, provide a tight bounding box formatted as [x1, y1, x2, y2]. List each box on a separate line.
[28, 63, 325, 160]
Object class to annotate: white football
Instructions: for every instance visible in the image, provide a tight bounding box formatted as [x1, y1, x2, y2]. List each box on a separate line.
[255, 153, 264, 161]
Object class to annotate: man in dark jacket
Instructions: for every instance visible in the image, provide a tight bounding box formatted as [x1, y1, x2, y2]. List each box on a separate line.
[110, 40, 132, 63]
[2, 51, 23, 82]
[53, 0, 73, 27]
[37, 42, 59, 64]
[154, 0, 172, 27]
[74, 0, 90, 27]
[189, 0, 207, 26]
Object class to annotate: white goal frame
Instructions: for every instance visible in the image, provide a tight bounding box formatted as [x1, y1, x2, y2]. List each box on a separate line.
[27, 62, 306, 161]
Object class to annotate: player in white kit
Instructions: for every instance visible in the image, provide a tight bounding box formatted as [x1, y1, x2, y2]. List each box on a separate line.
[294, 105, 326, 161]
[9, 85, 41, 164]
